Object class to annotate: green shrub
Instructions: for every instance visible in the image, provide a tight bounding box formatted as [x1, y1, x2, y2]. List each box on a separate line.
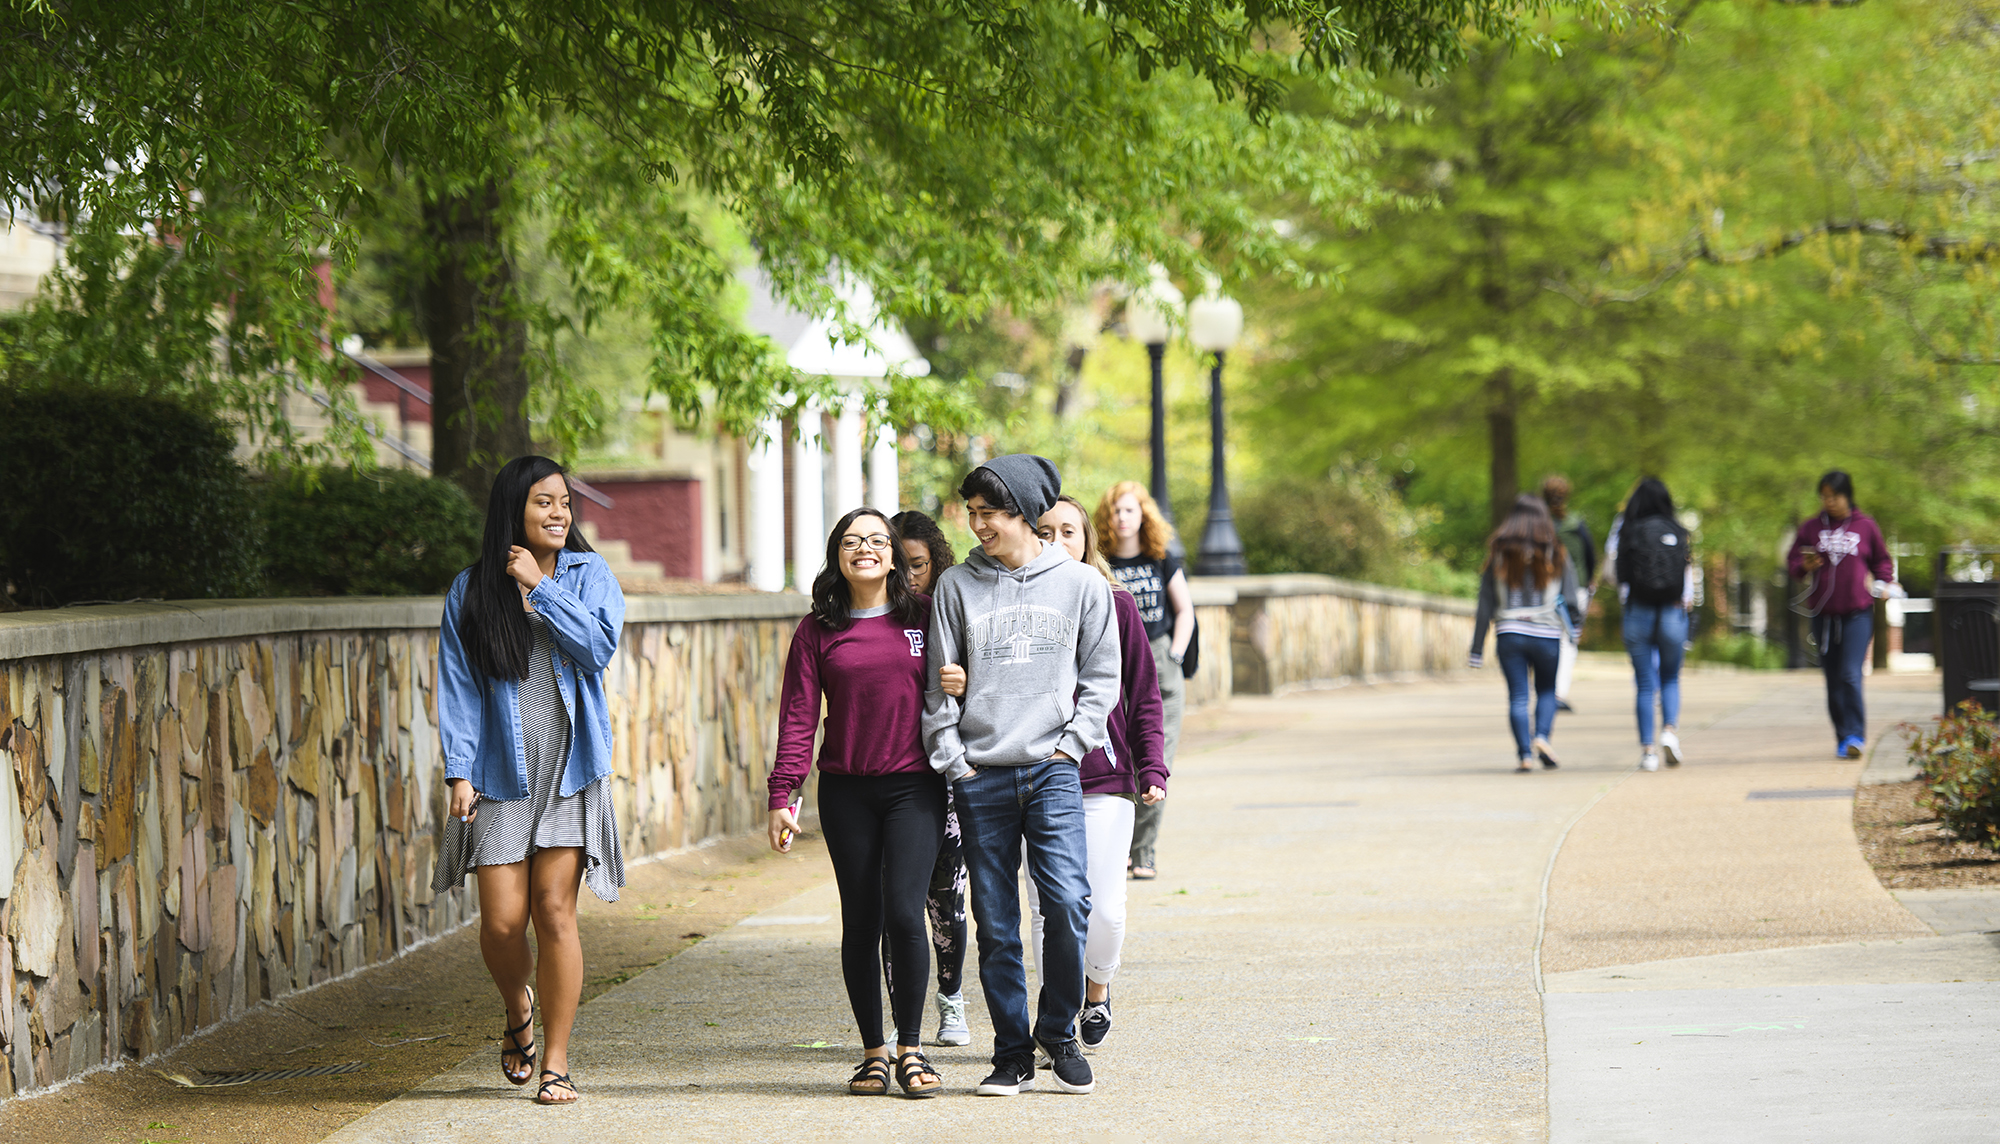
[1689, 631, 1789, 671]
[1909, 702, 2000, 850]
[259, 467, 480, 596]
[0, 386, 262, 606]
[1236, 467, 1476, 597]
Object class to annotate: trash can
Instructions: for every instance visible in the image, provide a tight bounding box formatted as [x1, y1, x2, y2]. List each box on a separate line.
[1935, 549, 2000, 712]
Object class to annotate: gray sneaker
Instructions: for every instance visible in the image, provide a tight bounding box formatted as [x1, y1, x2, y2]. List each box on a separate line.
[934, 991, 971, 1047]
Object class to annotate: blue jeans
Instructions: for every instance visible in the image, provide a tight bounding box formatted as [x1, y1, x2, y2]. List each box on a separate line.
[1623, 602, 1688, 746]
[1495, 633, 1561, 759]
[953, 757, 1091, 1063]
[1815, 609, 1872, 746]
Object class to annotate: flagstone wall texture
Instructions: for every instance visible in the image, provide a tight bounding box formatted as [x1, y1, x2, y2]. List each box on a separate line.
[0, 577, 1473, 1096]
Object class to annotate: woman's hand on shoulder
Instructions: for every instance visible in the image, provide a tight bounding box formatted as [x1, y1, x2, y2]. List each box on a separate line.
[506, 545, 544, 590]
[939, 663, 967, 697]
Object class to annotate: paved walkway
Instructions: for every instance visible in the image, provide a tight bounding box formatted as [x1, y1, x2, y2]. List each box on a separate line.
[312, 662, 1980, 1142]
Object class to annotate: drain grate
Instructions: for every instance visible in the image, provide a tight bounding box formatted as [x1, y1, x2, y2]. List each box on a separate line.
[1746, 788, 1853, 801]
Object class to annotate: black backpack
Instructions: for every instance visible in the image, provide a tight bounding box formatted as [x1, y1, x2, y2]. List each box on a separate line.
[1626, 516, 1688, 604]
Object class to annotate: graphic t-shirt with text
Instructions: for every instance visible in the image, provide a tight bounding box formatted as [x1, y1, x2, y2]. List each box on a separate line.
[1107, 552, 1182, 642]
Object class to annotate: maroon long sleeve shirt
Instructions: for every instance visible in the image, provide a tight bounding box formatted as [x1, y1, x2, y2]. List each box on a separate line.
[768, 601, 933, 809]
[1081, 589, 1168, 797]
[1787, 511, 1894, 617]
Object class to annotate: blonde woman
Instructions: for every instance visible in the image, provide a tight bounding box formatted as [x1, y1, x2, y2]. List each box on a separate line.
[1093, 481, 1192, 880]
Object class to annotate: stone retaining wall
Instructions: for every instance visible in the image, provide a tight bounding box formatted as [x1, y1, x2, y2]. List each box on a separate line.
[0, 575, 1474, 1096]
[0, 594, 807, 1097]
[1197, 575, 1478, 697]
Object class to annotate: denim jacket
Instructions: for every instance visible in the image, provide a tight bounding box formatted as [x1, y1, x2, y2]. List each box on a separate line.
[438, 550, 626, 801]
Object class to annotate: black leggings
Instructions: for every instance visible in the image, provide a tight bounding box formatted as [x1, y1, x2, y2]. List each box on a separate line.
[884, 786, 967, 997]
[818, 771, 947, 1049]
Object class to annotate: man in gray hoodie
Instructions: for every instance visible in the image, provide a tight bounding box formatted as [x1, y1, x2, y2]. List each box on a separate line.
[924, 454, 1120, 1096]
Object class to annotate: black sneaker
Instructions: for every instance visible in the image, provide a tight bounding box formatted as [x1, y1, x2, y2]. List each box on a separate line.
[1078, 997, 1112, 1048]
[1037, 1037, 1095, 1094]
[975, 1054, 1035, 1096]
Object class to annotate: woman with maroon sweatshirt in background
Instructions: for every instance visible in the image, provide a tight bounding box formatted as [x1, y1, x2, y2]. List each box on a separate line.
[940, 494, 1166, 1050]
[768, 508, 946, 1098]
[1786, 470, 1898, 759]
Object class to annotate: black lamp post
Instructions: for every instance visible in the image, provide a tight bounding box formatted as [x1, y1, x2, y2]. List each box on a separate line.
[1127, 266, 1186, 559]
[1189, 287, 1245, 577]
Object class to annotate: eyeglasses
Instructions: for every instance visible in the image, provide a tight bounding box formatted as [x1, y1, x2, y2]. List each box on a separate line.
[839, 533, 894, 552]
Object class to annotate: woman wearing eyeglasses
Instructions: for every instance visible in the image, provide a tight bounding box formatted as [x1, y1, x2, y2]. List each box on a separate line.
[768, 508, 948, 1098]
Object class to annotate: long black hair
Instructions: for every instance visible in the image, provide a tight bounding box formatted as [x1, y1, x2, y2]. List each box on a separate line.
[457, 456, 594, 680]
[1618, 477, 1678, 554]
[1818, 469, 1856, 510]
[811, 507, 926, 631]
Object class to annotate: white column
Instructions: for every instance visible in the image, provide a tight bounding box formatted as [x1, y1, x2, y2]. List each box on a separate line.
[831, 398, 866, 514]
[791, 409, 827, 589]
[748, 417, 787, 593]
[868, 417, 900, 514]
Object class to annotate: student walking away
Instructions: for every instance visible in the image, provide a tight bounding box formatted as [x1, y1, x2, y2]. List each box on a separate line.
[432, 456, 628, 1107]
[1542, 475, 1596, 713]
[1094, 481, 1191, 880]
[925, 456, 1120, 1097]
[1469, 495, 1583, 773]
[885, 510, 972, 1048]
[768, 509, 947, 1098]
[1786, 470, 1898, 759]
[1615, 478, 1696, 772]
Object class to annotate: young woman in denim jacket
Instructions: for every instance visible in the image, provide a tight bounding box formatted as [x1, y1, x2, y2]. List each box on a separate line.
[431, 456, 627, 1106]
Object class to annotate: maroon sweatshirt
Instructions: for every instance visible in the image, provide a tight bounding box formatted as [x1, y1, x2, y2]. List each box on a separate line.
[1081, 589, 1168, 797]
[768, 601, 933, 809]
[1786, 511, 1894, 617]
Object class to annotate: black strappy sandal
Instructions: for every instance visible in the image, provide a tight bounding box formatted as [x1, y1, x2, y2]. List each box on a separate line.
[847, 1056, 892, 1096]
[499, 987, 537, 1086]
[535, 1069, 579, 1105]
[894, 1050, 944, 1098]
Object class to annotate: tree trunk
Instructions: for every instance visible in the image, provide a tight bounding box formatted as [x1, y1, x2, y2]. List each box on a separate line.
[1486, 368, 1518, 529]
[421, 178, 532, 501]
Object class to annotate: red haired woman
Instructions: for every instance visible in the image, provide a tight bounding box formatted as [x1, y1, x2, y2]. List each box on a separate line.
[1093, 481, 1192, 879]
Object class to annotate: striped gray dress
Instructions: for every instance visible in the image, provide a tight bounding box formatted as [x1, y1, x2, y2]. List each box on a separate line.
[432, 612, 625, 902]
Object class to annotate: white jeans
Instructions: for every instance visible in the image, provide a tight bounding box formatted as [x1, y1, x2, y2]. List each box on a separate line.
[1027, 793, 1136, 987]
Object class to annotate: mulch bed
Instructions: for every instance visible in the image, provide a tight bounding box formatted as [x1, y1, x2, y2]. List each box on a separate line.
[1854, 779, 2000, 890]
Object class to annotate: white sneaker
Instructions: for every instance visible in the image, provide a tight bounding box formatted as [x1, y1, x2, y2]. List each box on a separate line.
[935, 991, 971, 1047]
[1639, 750, 1661, 772]
[1659, 730, 1683, 768]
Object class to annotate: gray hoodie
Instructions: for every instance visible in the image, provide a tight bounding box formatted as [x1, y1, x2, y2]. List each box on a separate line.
[923, 541, 1121, 782]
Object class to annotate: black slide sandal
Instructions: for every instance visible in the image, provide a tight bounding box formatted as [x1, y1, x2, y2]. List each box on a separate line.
[848, 1056, 893, 1095]
[895, 1050, 944, 1098]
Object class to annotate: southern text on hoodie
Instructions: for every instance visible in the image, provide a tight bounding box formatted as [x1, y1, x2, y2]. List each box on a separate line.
[922, 541, 1121, 783]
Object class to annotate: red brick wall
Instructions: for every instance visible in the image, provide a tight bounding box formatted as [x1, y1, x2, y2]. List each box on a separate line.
[354, 361, 433, 423]
[576, 477, 703, 580]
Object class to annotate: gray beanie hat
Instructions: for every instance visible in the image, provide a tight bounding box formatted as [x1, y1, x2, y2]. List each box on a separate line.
[976, 454, 1063, 524]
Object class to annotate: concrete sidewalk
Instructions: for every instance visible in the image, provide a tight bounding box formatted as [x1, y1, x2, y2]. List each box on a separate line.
[318, 666, 1979, 1142]
[1541, 670, 2000, 1142]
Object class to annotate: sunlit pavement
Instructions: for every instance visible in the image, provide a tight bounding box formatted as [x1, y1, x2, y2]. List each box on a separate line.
[321, 663, 1980, 1142]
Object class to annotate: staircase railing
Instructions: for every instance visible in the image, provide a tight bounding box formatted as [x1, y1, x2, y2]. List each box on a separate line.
[323, 339, 613, 508]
